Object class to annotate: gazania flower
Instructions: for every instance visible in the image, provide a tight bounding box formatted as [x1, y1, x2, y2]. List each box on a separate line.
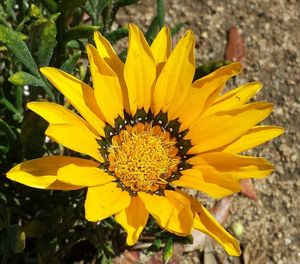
[7, 24, 283, 256]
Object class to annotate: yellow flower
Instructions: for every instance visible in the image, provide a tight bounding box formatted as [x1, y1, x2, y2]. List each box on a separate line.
[6, 24, 283, 256]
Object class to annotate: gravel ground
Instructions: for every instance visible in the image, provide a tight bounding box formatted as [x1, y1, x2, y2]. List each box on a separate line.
[115, 1, 300, 263]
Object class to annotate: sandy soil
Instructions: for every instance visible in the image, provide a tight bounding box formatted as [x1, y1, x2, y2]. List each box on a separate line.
[114, 1, 300, 263]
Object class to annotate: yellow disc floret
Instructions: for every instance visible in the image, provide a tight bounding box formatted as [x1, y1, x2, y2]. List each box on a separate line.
[107, 123, 180, 192]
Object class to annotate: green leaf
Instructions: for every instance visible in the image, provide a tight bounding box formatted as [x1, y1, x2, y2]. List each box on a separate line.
[6, 225, 26, 254]
[15, 86, 23, 113]
[60, 51, 82, 73]
[38, 19, 57, 66]
[29, 3, 43, 18]
[0, 119, 17, 144]
[0, 24, 39, 76]
[5, 0, 14, 19]
[9, 71, 45, 87]
[194, 60, 231, 80]
[20, 111, 48, 159]
[61, 0, 87, 13]
[115, 0, 139, 7]
[85, 0, 110, 25]
[9, 69, 55, 101]
[171, 23, 183, 36]
[0, 145, 9, 154]
[102, 0, 138, 31]
[60, 0, 87, 24]
[65, 25, 100, 41]
[41, 0, 58, 13]
[0, 99, 22, 122]
[145, 16, 160, 44]
[146, 239, 162, 256]
[119, 48, 127, 62]
[156, 0, 165, 28]
[28, 15, 59, 67]
[162, 238, 173, 264]
[0, 3, 8, 26]
[104, 27, 128, 44]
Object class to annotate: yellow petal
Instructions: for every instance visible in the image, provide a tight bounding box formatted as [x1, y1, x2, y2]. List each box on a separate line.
[115, 196, 149, 245]
[138, 192, 173, 228]
[177, 62, 242, 132]
[40, 67, 105, 136]
[94, 31, 124, 78]
[187, 102, 273, 154]
[193, 62, 242, 108]
[188, 152, 273, 180]
[94, 31, 130, 113]
[6, 156, 98, 190]
[221, 125, 284, 153]
[124, 24, 156, 115]
[173, 168, 242, 199]
[153, 30, 195, 117]
[58, 165, 115, 187]
[189, 196, 241, 256]
[85, 182, 131, 222]
[86, 44, 124, 125]
[177, 190, 241, 256]
[28, 102, 102, 162]
[214, 82, 261, 105]
[204, 82, 263, 117]
[150, 26, 171, 65]
[164, 190, 194, 235]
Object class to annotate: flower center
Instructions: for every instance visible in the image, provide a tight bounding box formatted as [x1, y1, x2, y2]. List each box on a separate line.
[107, 123, 180, 192]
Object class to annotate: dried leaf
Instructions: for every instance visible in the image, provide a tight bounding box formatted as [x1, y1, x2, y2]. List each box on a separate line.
[240, 179, 257, 200]
[225, 26, 246, 66]
[211, 196, 232, 225]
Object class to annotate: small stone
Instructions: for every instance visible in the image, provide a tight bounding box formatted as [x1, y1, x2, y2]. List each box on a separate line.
[276, 164, 284, 175]
[291, 153, 297, 162]
[285, 238, 292, 246]
[201, 31, 208, 39]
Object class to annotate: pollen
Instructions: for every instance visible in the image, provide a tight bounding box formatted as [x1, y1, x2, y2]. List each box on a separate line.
[107, 123, 180, 192]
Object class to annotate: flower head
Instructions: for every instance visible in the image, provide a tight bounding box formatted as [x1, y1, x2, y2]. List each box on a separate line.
[7, 24, 283, 256]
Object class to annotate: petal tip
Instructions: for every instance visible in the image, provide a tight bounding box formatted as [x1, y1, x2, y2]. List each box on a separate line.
[39, 67, 51, 75]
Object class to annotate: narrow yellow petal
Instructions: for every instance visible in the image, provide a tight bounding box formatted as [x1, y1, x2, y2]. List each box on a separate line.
[173, 168, 242, 199]
[40, 67, 105, 136]
[193, 62, 242, 108]
[85, 182, 131, 222]
[164, 190, 194, 235]
[94, 31, 130, 113]
[124, 24, 156, 115]
[58, 165, 115, 187]
[188, 152, 273, 180]
[189, 196, 241, 256]
[187, 102, 273, 154]
[94, 31, 124, 77]
[204, 82, 263, 117]
[214, 82, 262, 104]
[221, 125, 284, 153]
[150, 26, 171, 65]
[6, 156, 98, 190]
[153, 30, 195, 117]
[86, 44, 124, 125]
[28, 102, 102, 162]
[115, 196, 149, 245]
[177, 62, 242, 132]
[138, 192, 173, 228]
